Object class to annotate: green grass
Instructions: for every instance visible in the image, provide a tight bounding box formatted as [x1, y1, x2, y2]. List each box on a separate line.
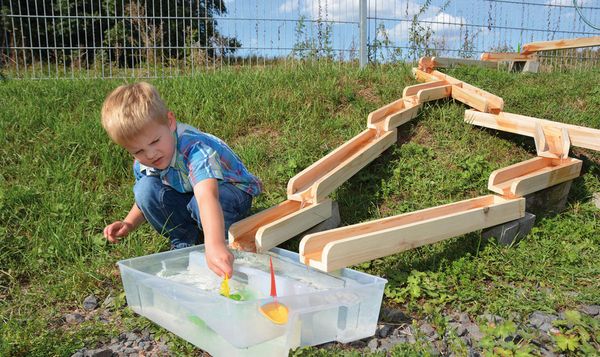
[1, 63, 599, 356]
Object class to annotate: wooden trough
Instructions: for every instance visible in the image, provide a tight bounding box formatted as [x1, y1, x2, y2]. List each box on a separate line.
[229, 199, 333, 252]
[413, 68, 504, 113]
[464, 110, 600, 152]
[230, 63, 597, 271]
[287, 128, 398, 204]
[488, 157, 582, 198]
[299, 195, 525, 272]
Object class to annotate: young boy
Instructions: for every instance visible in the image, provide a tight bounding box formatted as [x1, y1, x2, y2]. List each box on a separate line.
[101, 82, 262, 278]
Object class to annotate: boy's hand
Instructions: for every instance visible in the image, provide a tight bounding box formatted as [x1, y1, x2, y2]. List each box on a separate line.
[205, 242, 234, 278]
[103, 221, 133, 243]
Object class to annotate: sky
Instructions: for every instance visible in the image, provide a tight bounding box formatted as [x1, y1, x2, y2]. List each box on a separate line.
[214, 0, 600, 60]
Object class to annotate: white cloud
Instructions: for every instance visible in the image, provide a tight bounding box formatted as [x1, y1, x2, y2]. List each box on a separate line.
[279, 0, 423, 22]
[388, 12, 469, 42]
[279, 0, 299, 13]
[278, 0, 485, 49]
[546, 0, 593, 6]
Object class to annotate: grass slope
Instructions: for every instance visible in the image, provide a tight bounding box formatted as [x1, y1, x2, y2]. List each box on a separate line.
[1, 64, 598, 356]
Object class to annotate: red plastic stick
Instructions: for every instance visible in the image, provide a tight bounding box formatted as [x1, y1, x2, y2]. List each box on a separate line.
[269, 256, 277, 299]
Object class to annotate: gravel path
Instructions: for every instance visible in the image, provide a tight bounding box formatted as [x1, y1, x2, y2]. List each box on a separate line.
[69, 294, 599, 356]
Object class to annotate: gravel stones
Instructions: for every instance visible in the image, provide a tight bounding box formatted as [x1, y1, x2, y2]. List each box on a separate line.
[71, 329, 169, 357]
[419, 322, 436, 337]
[367, 338, 379, 352]
[528, 311, 558, 332]
[70, 292, 599, 356]
[482, 313, 504, 324]
[580, 304, 600, 317]
[464, 322, 483, 341]
[377, 324, 393, 338]
[456, 312, 471, 324]
[447, 322, 468, 337]
[83, 295, 98, 311]
[102, 295, 115, 310]
[65, 313, 85, 324]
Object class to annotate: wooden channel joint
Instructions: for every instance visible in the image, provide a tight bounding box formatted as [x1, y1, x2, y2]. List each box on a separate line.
[534, 123, 571, 159]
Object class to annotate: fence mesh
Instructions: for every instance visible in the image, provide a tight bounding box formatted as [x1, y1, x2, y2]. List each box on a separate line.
[1, 0, 599, 78]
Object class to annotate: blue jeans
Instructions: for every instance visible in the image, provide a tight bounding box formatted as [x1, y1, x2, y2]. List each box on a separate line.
[133, 175, 253, 249]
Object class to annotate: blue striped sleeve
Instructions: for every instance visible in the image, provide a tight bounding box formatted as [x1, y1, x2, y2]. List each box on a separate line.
[187, 143, 224, 187]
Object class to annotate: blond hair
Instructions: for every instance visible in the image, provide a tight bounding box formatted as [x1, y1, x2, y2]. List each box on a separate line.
[101, 82, 169, 145]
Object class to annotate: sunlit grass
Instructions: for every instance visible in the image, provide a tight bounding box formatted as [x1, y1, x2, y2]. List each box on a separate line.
[1, 63, 599, 356]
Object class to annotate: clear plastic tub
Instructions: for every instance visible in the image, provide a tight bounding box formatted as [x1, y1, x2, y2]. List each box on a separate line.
[117, 246, 386, 356]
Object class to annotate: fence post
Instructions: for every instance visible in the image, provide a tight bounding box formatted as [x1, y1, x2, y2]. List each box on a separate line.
[359, 0, 368, 68]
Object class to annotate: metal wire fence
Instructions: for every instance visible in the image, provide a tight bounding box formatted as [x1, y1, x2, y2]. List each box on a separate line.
[1, 0, 599, 79]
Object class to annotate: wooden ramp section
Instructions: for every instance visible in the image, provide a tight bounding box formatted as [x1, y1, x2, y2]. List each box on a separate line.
[480, 52, 536, 62]
[521, 36, 600, 55]
[229, 199, 332, 252]
[367, 80, 454, 131]
[230, 77, 444, 253]
[464, 110, 600, 152]
[488, 157, 582, 198]
[419, 56, 498, 72]
[413, 68, 504, 113]
[367, 97, 421, 131]
[231, 128, 397, 252]
[300, 195, 525, 272]
[287, 128, 397, 203]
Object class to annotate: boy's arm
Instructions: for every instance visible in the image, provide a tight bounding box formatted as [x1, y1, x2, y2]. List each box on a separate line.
[123, 203, 146, 230]
[193, 178, 233, 278]
[104, 203, 145, 243]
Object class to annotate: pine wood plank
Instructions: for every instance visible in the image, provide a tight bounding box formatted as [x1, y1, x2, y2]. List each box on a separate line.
[255, 199, 332, 252]
[402, 80, 447, 97]
[488, 157, 582, 197]
[287, 129, 397, 203]
[367, 97, 406, 128]
[464, 110, 600, 152]
[432, 56, 498, 69]
[480, 52, 536, 61]
[451, 85, 489, 112]
[229, 200, 303, 252]
[380, 104, 421, 131]
[417, 85, 453, 104]
[414, 69, 503, 112]
[522, 36, 600, 55]
[300, 195, 525, 271]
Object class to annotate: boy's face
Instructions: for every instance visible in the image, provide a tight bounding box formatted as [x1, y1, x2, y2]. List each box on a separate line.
[123, 112, 177, 170]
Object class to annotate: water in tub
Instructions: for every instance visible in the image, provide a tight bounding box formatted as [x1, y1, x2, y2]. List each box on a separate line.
[145, 249, 354, 347]
[157, 250, 347, 300]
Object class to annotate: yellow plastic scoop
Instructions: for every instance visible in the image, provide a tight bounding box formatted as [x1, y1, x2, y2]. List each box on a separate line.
[259, 257, 289, 324]
[220, 274, 230, 298]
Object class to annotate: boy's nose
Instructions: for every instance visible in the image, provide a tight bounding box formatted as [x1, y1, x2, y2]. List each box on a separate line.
[146, 150, 157, 160]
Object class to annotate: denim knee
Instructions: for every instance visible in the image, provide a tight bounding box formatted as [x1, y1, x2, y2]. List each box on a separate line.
[187, 182, 253, 237]
[133, 175, 201, 247]
[133, 175, 163, 213]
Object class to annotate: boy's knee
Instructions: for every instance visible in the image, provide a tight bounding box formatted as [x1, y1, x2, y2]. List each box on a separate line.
[133, 175, 162, 209]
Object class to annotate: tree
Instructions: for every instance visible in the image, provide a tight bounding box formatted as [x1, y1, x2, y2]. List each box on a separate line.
[0, 0, 240, 69]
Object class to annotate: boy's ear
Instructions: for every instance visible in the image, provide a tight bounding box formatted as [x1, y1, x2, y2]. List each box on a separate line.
[167, 112, 177, 131]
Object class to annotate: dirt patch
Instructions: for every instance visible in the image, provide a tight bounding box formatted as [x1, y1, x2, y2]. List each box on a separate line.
[232, 126, 281, 146]
[412, 125, 435, 147]
[571, 98, 587, 111]
[377, 200, 397, 218]
[357, 86, 380, 104]
[572, 148, 600, 166]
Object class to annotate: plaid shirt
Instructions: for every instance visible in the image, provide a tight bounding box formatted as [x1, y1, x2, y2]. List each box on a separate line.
[134, 122, 262, 196]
